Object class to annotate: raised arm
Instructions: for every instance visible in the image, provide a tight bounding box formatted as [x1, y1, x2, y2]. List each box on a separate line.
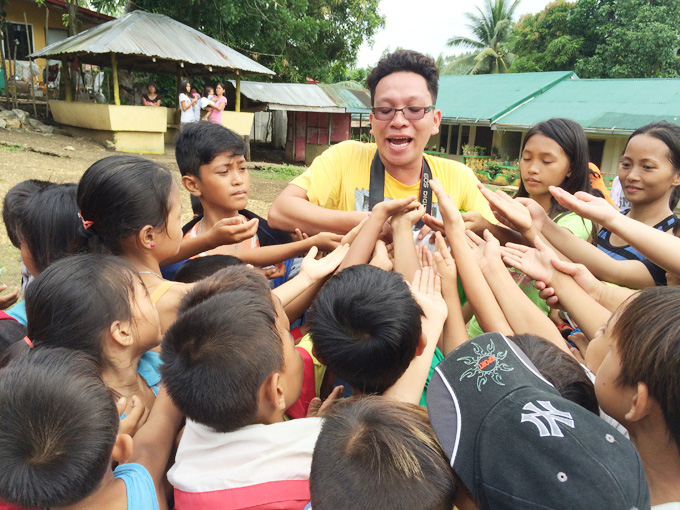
[551, 186, 680, 277]
[268, 184, 368, 235]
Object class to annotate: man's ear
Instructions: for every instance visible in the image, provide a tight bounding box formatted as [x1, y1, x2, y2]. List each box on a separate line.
[430, 108, 442, 136]
[110, 320, 134, 348]
[182, 174, 202, 197]
[111, 433, 133, 464]
[369, 112, 374, 136]
[625, 382, 654, 422]
[415, 333, 427, 357]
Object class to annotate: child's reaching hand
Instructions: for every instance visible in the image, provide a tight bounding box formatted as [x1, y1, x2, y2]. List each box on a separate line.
[465, 229, 503, 272]
[416, 244, 434, 269]
[370, 239, 393, 271]
[117, 395, 150, 437]
[433, 232, 456, 288]
[299, 244, 350, 283]
[291, 228, 309, 242]
[391, 201, 426, 231]
[549, 186, 619, 226]
[309, 232, 343, 253]
[340, 216, 369, 245]
[372, 195, 419, 220]
[205, 216, 259, 247]
[429, 177, 465, 235]
[410, 267, 447, 326]
[306, 385, 345, 418]
[476, 183, 535, 236]
[501, 236, 559, 285]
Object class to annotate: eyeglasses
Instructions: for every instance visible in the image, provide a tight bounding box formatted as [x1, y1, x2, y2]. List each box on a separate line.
[371, 105, 435, 121]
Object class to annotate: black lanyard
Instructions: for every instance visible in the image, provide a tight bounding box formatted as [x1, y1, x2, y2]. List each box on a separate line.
[368, 150, 432, 228]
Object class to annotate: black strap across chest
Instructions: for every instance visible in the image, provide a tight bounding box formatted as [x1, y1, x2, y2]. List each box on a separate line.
[368, 150, 432, 227]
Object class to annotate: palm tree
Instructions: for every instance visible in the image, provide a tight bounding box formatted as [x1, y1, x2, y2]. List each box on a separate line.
[447, 0, 520, 74]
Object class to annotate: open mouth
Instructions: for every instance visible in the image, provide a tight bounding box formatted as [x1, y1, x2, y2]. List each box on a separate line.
[387, 137, 412, 148]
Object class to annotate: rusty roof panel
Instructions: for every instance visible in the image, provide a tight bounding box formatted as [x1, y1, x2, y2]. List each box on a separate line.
[31, 10, 274, 75]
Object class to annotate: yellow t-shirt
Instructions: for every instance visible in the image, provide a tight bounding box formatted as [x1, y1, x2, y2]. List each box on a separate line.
[291, 141, 495, 223]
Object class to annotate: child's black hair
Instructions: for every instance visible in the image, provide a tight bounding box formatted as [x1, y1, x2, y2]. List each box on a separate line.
[76, 155, 176, 255]
[0, 347, 118, 508]
[161, 290, 282, 432]
[178, 265, 271, 312]
[2, 179, 54, 249]
[509, 334, 599, 415]
[190, 194, 203, 216]
[174, 254, 245, 283]
[26, 254, 137, 369]
[0, 318, 27, 360]
[308, 265, 424, 394]
[310, 396, 457, 510]
[175, 122, 246, 178]
[20, 183, 80, 274]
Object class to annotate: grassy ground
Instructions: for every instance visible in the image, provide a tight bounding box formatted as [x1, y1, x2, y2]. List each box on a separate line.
[0, 131, 297, 301]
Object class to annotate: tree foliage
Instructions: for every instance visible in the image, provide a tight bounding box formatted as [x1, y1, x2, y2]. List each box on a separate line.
[509, 0, 680, 78]
[87, 0, 384, 82]
[447, 0, 520, 74]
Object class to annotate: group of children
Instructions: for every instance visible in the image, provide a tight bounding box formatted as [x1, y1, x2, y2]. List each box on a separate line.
[0, 116, 679, 510]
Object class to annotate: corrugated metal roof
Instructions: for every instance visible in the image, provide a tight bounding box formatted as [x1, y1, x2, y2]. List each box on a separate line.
[494, 79, 680, 133]
[437, 71, 576, 124]
[317, 84, 371, 113]
[230, 80, 344, 112]
[30, 10, 274, 76]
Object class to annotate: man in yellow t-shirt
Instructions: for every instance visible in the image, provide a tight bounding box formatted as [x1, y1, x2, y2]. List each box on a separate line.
[268, 50, 494, 235]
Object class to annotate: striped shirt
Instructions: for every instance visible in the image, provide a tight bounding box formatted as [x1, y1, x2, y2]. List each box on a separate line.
[597, 210, 678, 286]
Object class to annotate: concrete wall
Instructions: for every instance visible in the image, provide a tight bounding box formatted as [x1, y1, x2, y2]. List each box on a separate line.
[50, 100, 167, 154]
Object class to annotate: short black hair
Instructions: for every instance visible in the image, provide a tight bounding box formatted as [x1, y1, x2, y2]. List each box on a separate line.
[0, 347, 118, 508]
[76, 155, 176, 255]
[310, 396, 457, 510]
[366, 49, 439, 106]
[174, 255, 245, 283]
[175, 122, 246, 178]
[2, 179, 54, 248]
[26, 254, 137, 369]
[178, 265, 271, 312]
[161, 290, 282, 432]
[509, 334, 599, 415]
[0, 320, 27, 359]
[309, 265, 423, 394]
[20, 183, 80, 274]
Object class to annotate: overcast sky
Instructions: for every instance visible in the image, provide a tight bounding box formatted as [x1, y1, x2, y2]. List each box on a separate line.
[356, 0, 554, 68]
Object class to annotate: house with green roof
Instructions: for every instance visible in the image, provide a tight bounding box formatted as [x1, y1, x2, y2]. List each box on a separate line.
[431, 71, 576, 160]
[431, 73, 680, 177]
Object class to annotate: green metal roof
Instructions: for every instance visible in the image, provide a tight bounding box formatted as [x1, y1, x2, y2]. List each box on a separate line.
[495, 79, 680, 133]
[437, 71, 576, 124]
[317, 84, 371, 113]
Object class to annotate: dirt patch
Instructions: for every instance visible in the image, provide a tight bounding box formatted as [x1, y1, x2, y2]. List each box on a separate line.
[0, 129, 292, 293]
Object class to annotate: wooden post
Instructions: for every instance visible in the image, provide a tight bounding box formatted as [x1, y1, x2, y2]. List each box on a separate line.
[44, 7, 50, 118]
[61, 58, 72, 102]
[327, 113, 331, 145]
[0, 27, 10, 108]
[23, 12, 37, 117]
[111, 53, 120, 105]
[235, 70, 241, 112]
[12, 40, 18, 109]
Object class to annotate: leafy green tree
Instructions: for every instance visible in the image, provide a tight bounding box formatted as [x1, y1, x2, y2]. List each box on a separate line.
[87, 0, 384, 82]
[447, 0, 520, 74]
[509, 1, 583, 73]
[509, 0, 680, 78]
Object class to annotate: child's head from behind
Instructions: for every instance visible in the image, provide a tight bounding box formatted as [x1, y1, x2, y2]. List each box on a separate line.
[596, 287, 680, 448]
[516, 118, 591, 218]
[510, 334, 598, 415]
[621, 121, 680, 208]
[310, 396, 457, 510]
[26, 254, 160, 370]
[175, 123, 249, 214]
[77, 155, 181, 259]
[19, 183, 79, 277]
[173, 254, 245, 283]
[0, 348, 119, 508]
[162, 289, 302, 431]
[2, 179, 54, 249]
[309, 265, 424, 394]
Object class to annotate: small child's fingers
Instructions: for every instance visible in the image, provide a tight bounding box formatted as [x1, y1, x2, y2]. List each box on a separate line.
[465, 229, 484, 246]
[569, 346, 585, 364]
[411, 269, 423, 290]
[116, 396, 127, 417]
[306, 398, 322, 418]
